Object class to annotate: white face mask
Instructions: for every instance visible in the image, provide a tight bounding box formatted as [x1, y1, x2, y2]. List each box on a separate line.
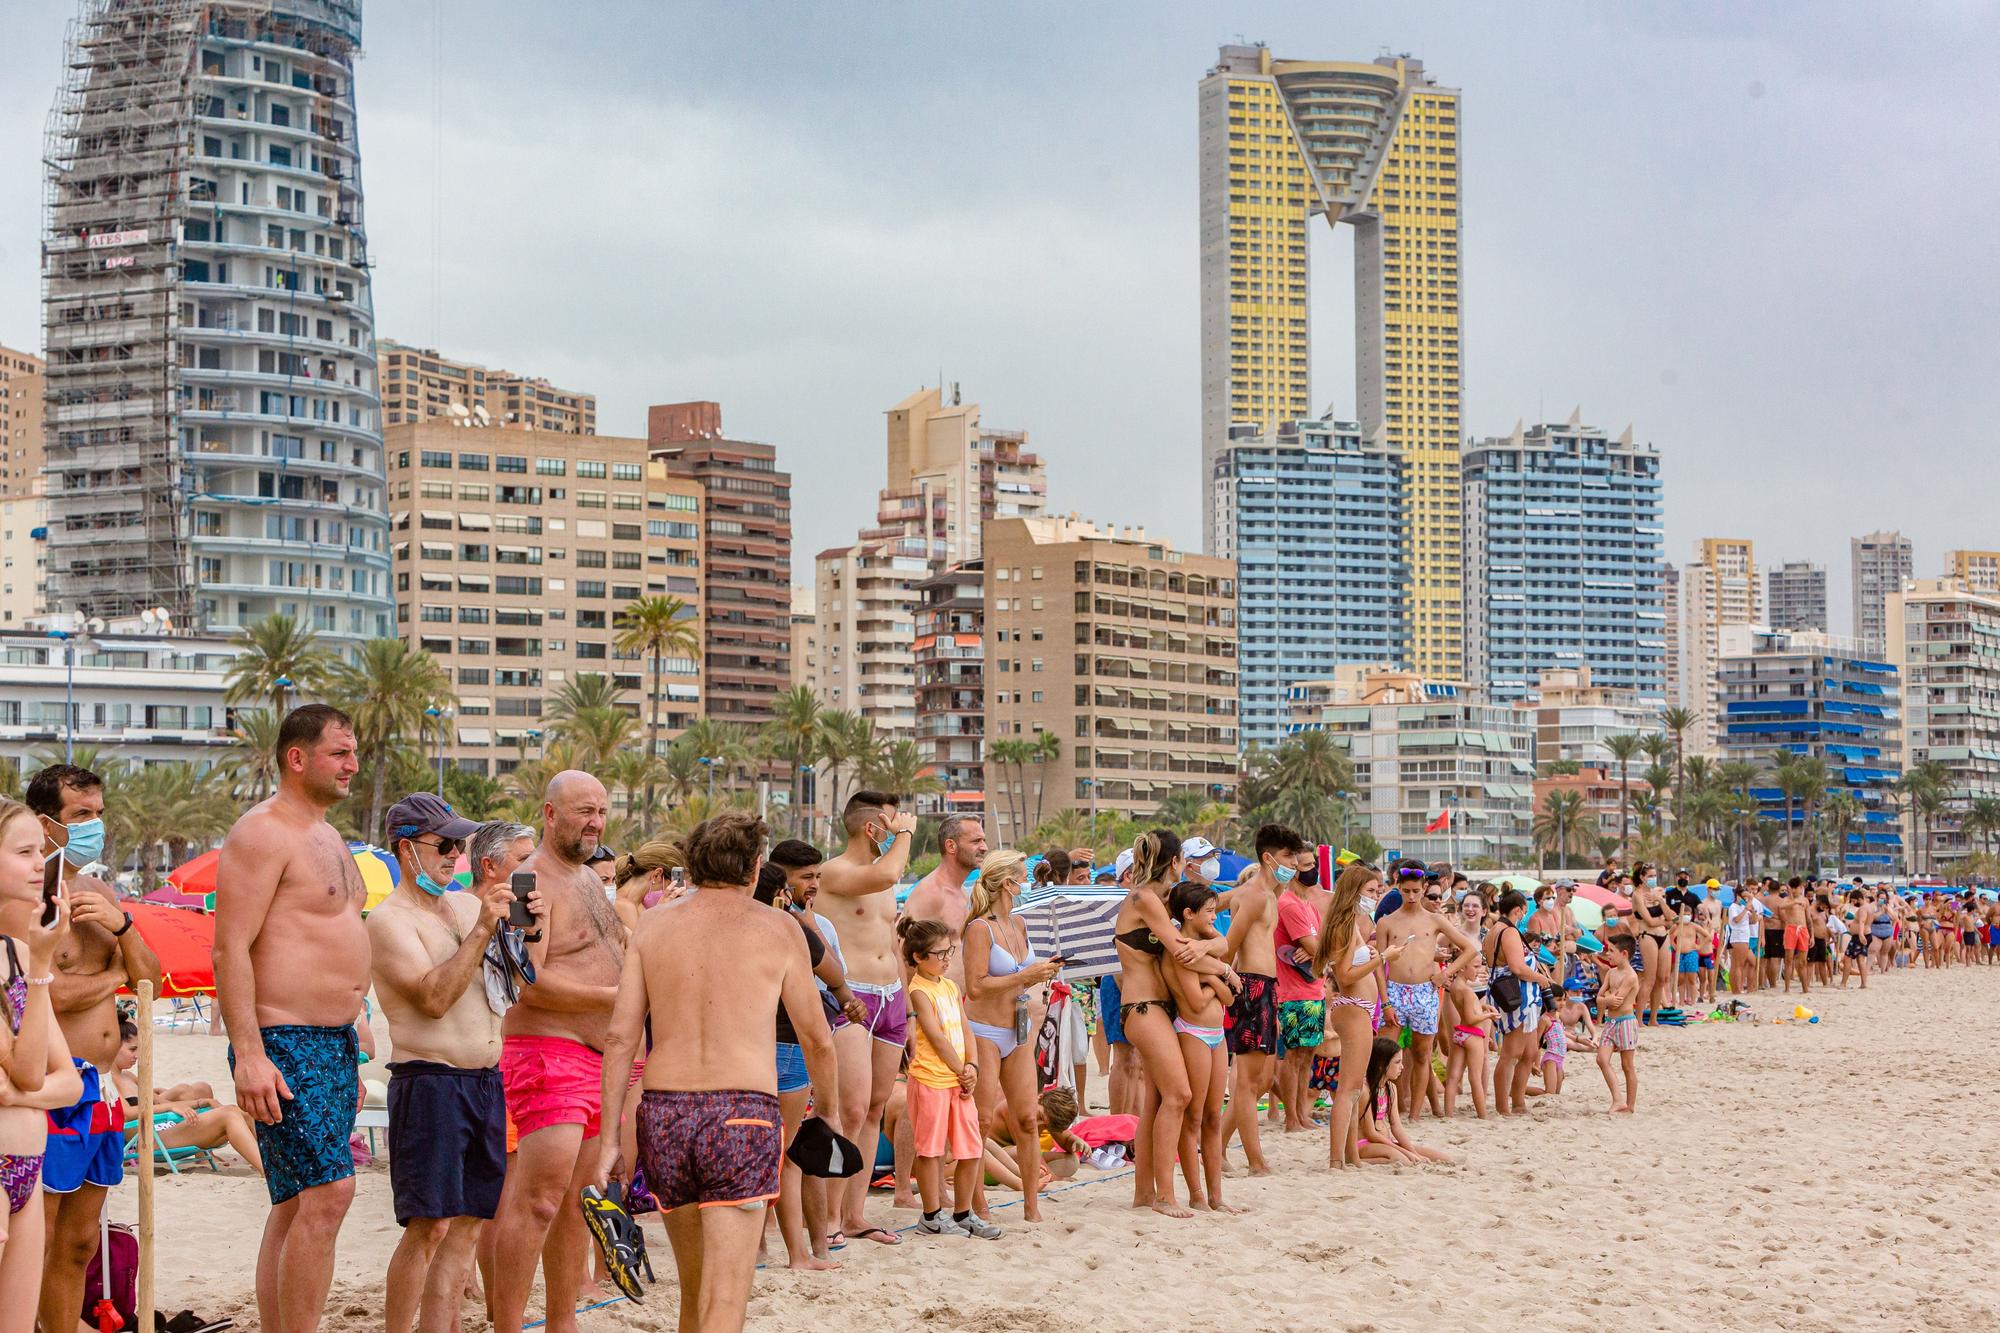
[1198, 856, 1221, 882]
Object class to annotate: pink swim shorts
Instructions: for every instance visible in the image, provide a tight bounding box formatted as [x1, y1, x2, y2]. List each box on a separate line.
[500, 1034, 604, 1140]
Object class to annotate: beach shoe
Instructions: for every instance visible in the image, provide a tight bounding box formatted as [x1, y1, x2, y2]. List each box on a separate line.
[957, 1214, 1004, 1240]
[919, 1212, 964, 1236]
[579, 1184, 652, 1302]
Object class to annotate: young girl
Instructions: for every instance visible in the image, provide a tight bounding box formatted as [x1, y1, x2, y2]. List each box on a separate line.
[1440, 973, 1494, 1119]
[1160, 881, 1239, 1214]
[898, 917, 1001, 1240]
[0, 797, 82, 1330]
[1357, 1036, 1453, 1166]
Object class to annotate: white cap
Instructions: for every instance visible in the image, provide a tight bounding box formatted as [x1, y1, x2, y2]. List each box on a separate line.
[1182, 836, 1218, 860]
[1114, 848, 1135, 879]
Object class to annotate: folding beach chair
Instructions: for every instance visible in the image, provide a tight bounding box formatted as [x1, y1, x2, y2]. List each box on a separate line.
[123, 1112, 221, 1175]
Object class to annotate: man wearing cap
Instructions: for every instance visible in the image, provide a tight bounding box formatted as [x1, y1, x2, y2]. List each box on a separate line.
[1181, 836, 1222, 886]
[368, 794, 519, 1333]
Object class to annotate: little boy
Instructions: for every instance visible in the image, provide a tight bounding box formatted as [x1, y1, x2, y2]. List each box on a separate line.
[1670, 909, 1702, 1007]
[1594, 933, 1641, 1114]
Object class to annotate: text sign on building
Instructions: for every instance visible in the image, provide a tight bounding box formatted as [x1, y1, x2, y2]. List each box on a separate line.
[87, 229, 149, 249]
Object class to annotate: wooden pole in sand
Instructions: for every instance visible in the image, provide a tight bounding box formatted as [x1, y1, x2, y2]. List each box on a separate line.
[136, 981, 157, 1333]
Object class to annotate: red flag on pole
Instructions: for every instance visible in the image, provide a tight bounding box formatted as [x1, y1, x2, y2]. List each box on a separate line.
[1424, 808, 1451, 833]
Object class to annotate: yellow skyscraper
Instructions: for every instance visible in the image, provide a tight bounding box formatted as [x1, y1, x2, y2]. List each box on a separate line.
[1200, 44, 1463, 677]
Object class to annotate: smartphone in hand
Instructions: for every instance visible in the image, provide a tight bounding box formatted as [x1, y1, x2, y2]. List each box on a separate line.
[509, 870, 537, 930]
[40, 850, 62, 928]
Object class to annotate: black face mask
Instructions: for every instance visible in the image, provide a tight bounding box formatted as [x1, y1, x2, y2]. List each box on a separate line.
[1296, 862, 1319, 888]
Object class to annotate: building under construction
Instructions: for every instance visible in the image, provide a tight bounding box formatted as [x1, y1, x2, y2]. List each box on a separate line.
[41, 0, 391, 642]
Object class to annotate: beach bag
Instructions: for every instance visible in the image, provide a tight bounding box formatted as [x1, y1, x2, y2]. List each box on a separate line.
[1488, 925, 1525, 1012]
[83, 1223, 137, 1331]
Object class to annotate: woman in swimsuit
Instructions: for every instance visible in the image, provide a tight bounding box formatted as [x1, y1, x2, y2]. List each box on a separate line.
[961, 850, 1061, 1221]
[0, 796, 83, 1321]
[1309, 864, 1404, 1168]
[1627, 862, 1670, 1024]
[1159, 881, 1239, 1214]
[1111, 829, 1237, 1217]
[110, 1020, 265, 1176]
[1486, 888, 1560, 1116]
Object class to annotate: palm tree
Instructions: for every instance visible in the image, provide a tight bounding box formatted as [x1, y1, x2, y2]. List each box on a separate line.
[815, 710, 875, 833]
[546, 673, 628, 730]
[1961, 795, 2000, 860]
[110, 762, 235, 886]
[1154, 789, 1209, 829]
[223, 614, 333, 715]
[1792, 757, 1829, 872]
[1028, 731, 1062, 831]
[1821, 791, 1863, 878]
[557, 706, 639, 774]
[986, 738, 1029, 846]
[1658, 708, 1697, 823]
[1532, 789, 1590, 873]
[1030, 807, 1096, 854]
[613, 596, 700, 836]
[223, 708, 282, 802]
[327, 638, 453, 843]
[1604, 733, 1643, 858]
[680, 719, 753, 795]
[762, 686, 823, 838]
[1899, 759, 1952, 874]
[862, 739, 944, 802]
[1714, 760, 1762, 882]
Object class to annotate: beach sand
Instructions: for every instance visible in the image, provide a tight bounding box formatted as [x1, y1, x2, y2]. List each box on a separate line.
[124, 963, 2000, 1332]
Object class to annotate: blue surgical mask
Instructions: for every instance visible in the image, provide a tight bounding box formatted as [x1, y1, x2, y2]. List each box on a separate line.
[876, 835, 897, 858]
[415, 870, 450, 897]
[61, 817, 105, 869]
[1272, 864, 1297, 885]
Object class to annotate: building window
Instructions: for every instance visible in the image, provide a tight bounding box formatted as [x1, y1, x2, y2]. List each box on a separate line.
[495, 455, 528, 474]
[458, 453, 489, 471]
[419, 450, 452, 469]
[536, 458, 566, 476]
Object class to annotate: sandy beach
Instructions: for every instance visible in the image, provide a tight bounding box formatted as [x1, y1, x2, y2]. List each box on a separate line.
[122, 963, 2000, 1333]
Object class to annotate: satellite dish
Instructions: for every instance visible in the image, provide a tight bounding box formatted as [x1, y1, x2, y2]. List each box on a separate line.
[472, 405, 490, 425]
[157, 609, 173, 630]
[140, 609, 158, 627]
[448, 402, 470, 418]
[83, 617, 105, 635]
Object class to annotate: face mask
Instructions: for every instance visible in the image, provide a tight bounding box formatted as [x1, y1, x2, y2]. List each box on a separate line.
[876, 833, 898, 858]
[415, 870, 451, 897]
[1646, 877, 1659, 888]
[1198, 856, 1221, 881]
[1297, 862, 1319, 888]
[61, 816, 105, 868]
[1272, 864, 1297, 885]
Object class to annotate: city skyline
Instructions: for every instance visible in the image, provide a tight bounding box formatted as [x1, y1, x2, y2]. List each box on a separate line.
[3, 3, 1999, 633]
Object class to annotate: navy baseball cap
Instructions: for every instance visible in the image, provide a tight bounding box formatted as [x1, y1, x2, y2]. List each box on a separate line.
[385, 793, 479, 843]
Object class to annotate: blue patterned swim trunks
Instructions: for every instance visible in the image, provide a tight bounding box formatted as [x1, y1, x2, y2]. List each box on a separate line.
[1385, 979, 1442, 1037]
[231, 1024, 359, 1205]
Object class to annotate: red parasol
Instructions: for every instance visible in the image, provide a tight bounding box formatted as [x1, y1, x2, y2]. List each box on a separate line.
[121, 903, 215, 998]
[165, 848, 220, 897]
[1574, 883, 1632, 912]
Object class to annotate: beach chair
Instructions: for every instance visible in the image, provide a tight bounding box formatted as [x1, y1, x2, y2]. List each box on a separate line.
[123, 1112, 221, 1175]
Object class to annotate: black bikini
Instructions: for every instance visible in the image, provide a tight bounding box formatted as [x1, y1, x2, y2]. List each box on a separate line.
[1115, 927, 1165, 957]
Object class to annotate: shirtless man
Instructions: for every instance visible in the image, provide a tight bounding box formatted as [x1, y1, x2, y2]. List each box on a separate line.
[1375, 860, 1475, 1124]
[902, 814, 985, 989]
[369, 794, 511, 1333]
[1218, 823, 1300, 1174]
[1779, 878, 1812, 994]
[214, 705, 369, 1333]
[593, 811, 837, 1333]
[491, 772, 622, 1333]
[815, 789, 916, 1248]
[31, 763, 162, 1333]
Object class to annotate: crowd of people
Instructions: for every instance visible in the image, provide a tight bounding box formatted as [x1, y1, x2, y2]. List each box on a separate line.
[0, 703, 1996, 1333]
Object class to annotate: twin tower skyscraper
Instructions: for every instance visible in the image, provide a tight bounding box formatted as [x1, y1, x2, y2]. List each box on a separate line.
[1198, 44, 1464, 680]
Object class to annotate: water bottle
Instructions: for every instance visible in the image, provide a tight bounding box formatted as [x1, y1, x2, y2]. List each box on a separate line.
[1012, 992, 1031, 1044]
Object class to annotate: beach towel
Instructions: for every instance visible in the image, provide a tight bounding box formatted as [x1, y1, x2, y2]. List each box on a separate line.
[1069, 1114, 1139, 1150]
[1036, 980, 1078, 1091]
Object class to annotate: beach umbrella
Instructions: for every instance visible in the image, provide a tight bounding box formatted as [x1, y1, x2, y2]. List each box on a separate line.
[141, 886, 209, 910]
[349, 843, 401, 910]
[450, 852, 473, 890]
[165, 848, 220, 896]
[1569, 897, 1606, 931]
[1499, 875, 1544, 893]
[1214, 850, 1252, 884]
[1015, 882, 1124, 979]
[1574, 883, 1631, 912]
[122, 903, 215, 997]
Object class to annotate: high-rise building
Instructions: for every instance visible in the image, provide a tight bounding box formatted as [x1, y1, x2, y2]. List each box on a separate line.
[1682, 538, 1760, 753]
[914, 562, 986, 820]
[1215, 416, 1405, 749]
[984, 517, 1238, 845]
[1887, 578, 2000, 866]
[884, 387, 1045, 566]
[813, 528, 936, 738]
[388, 423, 702, 776]
[648, 403, 792, 724]
[1663, 562, 1681, 709]
[1462, 416, 1664, 704]
[1943, 549, 2000, 595]
[1286, 666, 1534, 866]
[788, 585, 818, 696]
[1518, 666, 1660, 769]
[42, 0, 391, 641]
[379, 341, 596, 435]
[1199, 44, 1463, 677]
[1765, 560, 1827, 632]
[0, 345, 47, 628]
[1851, 531, 1912, 656]
[1718, 625, 1902, 873]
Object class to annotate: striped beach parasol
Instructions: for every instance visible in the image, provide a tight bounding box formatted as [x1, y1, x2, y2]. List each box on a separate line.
[1015, 882, 1124, 980]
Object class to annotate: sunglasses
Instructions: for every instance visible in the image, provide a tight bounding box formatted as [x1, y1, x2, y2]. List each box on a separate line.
[1394, 867, 1426, 880]
[414, 837, 462, 857]
[1423, 893, 1443, 903]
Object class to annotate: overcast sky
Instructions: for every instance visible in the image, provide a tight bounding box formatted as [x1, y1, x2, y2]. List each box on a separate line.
[4, 1, 1997, 635]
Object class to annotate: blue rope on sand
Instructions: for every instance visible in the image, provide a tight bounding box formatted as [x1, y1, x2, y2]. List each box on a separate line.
[521, 1165, 1140, 1326]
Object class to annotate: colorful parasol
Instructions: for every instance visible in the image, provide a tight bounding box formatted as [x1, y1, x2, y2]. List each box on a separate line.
[1574, 883, 1632, 912]
[165, 842, 404, 910]
[164, 848, 220, 896]
[349, 843, 400, 910]
[122, 903, 215, 997]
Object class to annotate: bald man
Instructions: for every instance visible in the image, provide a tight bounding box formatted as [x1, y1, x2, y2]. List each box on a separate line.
[489, 772, 622, 1333]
